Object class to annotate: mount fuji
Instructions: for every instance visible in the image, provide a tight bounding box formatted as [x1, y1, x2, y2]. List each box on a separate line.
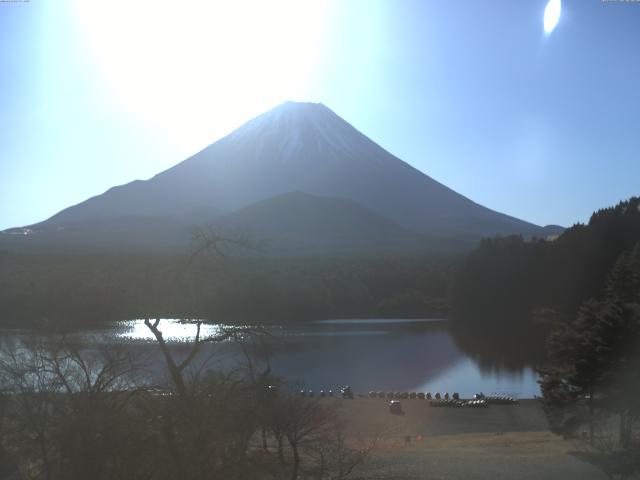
[1, 101, 562, 255]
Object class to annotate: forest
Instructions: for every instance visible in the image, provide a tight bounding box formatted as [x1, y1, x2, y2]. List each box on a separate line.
[0, 251, 455, 330]
[453, 197, 640, 475]
[453, 197, 640, 324]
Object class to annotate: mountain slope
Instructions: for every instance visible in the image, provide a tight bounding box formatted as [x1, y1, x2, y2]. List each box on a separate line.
[0, 215, 194, 254]
[5, 101, 560, 253]
[214, 191, 428, 255]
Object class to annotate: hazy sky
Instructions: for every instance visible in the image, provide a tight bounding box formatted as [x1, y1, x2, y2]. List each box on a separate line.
[1, 0, 638, 230]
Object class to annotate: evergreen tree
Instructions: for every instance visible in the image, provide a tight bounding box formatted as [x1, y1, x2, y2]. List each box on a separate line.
[453, 197, 640, 323]
[539, 241, 640, 446]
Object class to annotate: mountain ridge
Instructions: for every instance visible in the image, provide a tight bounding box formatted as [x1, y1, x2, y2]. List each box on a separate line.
[2, 101, 563, 254]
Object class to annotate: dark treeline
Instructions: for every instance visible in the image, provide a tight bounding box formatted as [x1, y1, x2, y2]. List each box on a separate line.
[451, 197, 640, 475]
[0, 252, 456, 329]
[449, 197, 640, 368]
[540, 241, 640, 436]
[453, 197, 640, 323]
[537, 241, 640, 478]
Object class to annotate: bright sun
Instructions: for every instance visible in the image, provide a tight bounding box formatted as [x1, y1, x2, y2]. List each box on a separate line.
[70, 0, 331, 149]
[543, 0, 561, 35]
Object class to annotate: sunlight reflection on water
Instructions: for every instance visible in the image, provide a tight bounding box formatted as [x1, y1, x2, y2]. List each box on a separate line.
[114, 319, 225, 342]
[0, 318, 541, 397]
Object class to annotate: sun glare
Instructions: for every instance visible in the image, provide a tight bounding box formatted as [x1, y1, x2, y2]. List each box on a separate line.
[543, 0, 561, 35]
[70, 0, 331, 150]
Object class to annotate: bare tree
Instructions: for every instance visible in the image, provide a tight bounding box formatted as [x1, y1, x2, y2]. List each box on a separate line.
[0, 339, 144, 480]
[138, 317, 270, 479]
[279, 397, 335, 480]
[142, 317, 253, 397]
[305, 423, 380, 480]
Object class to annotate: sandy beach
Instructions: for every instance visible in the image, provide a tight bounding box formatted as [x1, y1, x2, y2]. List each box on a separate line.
[331, 399, 607, 480]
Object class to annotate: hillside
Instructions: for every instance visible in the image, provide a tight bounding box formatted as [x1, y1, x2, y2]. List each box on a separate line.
[454, 196, 640, 319]
[214, 191, 433, 256]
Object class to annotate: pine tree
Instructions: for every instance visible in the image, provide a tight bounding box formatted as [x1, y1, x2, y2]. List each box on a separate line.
[539, 241, 640, 445]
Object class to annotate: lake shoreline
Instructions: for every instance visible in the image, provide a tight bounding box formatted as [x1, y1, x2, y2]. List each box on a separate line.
[0, 318, 541, 398]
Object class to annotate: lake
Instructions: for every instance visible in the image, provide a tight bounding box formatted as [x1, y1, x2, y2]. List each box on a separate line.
[0, 318, 540, 398]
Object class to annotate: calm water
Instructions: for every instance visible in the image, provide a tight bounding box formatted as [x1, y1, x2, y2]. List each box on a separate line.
[0, 318, 540, 398]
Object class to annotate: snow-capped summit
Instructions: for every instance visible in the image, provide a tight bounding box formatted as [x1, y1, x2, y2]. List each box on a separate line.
[221, 101, 387, 167]
[229, 102, 349, 160]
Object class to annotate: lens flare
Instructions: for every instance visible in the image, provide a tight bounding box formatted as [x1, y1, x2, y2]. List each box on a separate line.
[544, 0, 561, 35]
[70, 0, 331, 150]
